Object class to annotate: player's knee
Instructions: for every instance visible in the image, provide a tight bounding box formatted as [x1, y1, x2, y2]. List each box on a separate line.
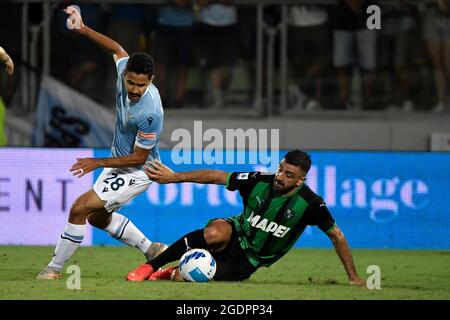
[87, 212, 111, 229]
[203, 227, 220, 244]
[204, 220, 231, 246]
[69, 199, 90, 220]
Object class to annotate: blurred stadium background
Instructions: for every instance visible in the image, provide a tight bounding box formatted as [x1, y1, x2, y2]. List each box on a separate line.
[0, 0, 449, 300]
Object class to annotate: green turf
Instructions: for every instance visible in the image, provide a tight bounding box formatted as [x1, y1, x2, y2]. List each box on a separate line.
[0, 246, 449, 300]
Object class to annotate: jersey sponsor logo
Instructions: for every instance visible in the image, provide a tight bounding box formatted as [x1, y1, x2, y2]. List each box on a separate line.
[138, 131, 156, 140]
[147, 117, 153, 126]
[237, 173, 249, 180]
[246, 212, 291, 238]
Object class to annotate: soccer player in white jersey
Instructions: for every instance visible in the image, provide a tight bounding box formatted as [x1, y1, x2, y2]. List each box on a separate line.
[37, 6, 167, 279]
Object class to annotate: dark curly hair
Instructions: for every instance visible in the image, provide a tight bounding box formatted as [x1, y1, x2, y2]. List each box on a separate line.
[283, 150, 312, 174]
[125, 52, 155, 78]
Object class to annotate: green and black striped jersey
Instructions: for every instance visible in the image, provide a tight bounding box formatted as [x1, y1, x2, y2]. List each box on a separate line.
[225, 172, 336, 268]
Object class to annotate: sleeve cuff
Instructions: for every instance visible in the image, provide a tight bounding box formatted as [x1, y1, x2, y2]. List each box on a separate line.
[326, 223, 337, 234]
[135, 140, 154, 150]
[115, 56, 127, 68]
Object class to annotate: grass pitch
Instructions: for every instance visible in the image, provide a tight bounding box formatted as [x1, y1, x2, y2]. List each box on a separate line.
[0, 246, 449, 300]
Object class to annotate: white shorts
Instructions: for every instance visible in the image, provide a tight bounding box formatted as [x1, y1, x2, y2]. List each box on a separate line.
[93, 168, 152, 213]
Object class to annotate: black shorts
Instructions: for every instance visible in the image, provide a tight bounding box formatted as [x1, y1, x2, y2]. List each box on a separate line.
[212, 220, 257, 281]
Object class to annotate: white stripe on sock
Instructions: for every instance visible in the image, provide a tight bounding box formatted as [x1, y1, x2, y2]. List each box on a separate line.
[48, 222, 85, 271]
[104, 212, 152, 254]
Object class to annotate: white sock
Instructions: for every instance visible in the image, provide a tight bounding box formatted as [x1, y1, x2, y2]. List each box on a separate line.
[103, 212, 152, 254]
[48, 222, 86, 271]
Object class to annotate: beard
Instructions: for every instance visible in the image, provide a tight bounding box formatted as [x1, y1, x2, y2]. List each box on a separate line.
[273, 180, 297, 195]
[128, 93, 141, 102]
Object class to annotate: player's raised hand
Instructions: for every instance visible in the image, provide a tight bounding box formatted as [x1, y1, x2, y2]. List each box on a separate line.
[0, 47, 14, 75]
[4, 56, 13, 75]
[70, 157, 100, 178]
[63, 5, 84, 32]
[145, 160, 176, 183]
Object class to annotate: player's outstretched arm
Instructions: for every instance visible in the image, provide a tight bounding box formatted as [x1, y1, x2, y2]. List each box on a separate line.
[0, 46, 14, 75]
[64, 6, 128, 62]
[145, 160, 228, 185]
[70, 145, 150, 178]
[327, 225, 366, 286]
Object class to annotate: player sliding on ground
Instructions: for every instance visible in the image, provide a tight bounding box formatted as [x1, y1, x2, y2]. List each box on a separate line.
[126, 150, 366, 285]
[37, 6, 167, 279]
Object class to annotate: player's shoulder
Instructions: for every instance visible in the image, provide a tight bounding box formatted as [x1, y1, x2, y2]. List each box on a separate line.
[297, 183, 325, 206]
[135, 109, 163, 131]
[115, 56, 129, 71]
[140, 85, 163, 111]
[254, 171, 275, 182]
[233, 171, 274, 183]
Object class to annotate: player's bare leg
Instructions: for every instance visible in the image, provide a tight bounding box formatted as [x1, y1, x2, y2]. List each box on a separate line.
[69, 190, 107, 224]
[36, 190, 105, 280]
[38, 189, 165, 279]
[203, 219, 232, 253]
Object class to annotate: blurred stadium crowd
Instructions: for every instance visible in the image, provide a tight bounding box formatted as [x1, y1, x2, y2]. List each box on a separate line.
[1, 0, 450, 113]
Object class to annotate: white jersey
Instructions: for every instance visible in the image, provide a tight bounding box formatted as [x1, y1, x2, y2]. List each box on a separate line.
[112, 57, 164, 171]
[93, 57, 164, 212]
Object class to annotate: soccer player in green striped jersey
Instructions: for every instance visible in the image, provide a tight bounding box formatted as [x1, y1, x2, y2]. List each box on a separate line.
[126, 150, 365, 286]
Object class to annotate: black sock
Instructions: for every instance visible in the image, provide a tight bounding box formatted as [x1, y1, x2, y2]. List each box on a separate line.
[146, 229, 208, 270]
